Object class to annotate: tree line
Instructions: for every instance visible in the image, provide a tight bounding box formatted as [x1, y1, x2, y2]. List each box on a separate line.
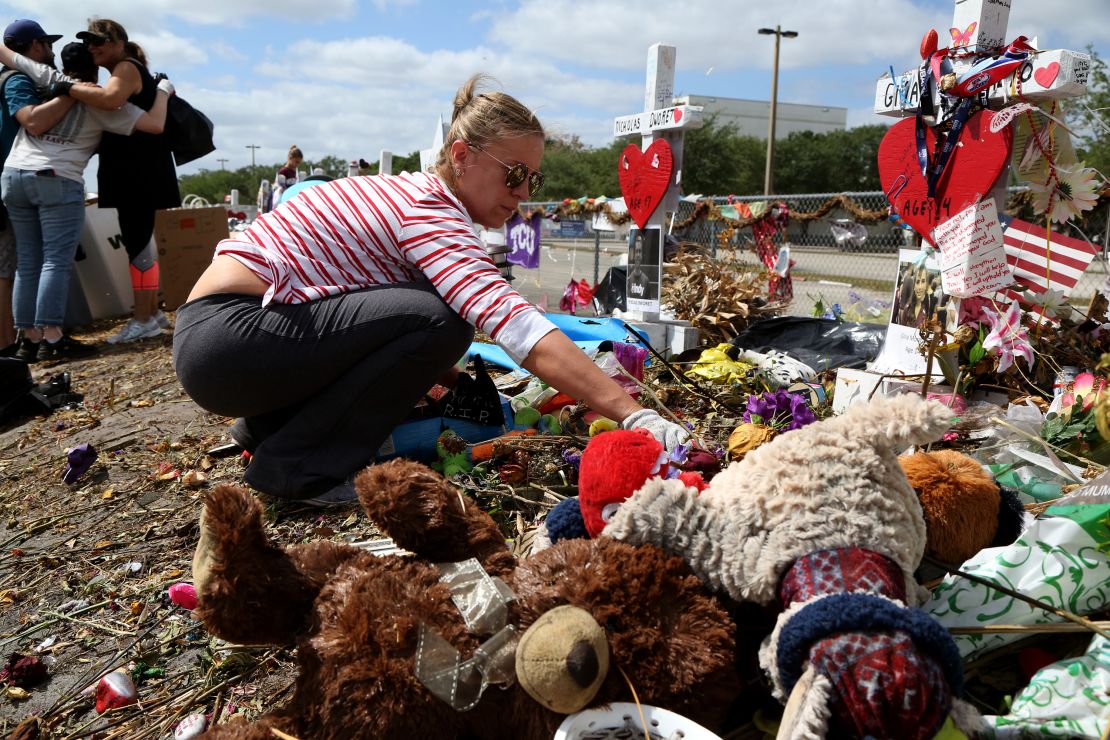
[177, 120, 889, 205]
[179, 49, 1110, 206]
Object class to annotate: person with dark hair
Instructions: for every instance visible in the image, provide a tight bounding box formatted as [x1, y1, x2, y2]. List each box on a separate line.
[278, 144, 303, 182]
[894, 263, 938, 329]
[172, 74, 690, 506]
[56, 18, 180, 345]
[0, 39, 171, 361]
[0, 19, 73, 357]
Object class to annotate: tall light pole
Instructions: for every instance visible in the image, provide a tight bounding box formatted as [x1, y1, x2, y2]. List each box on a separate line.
[245, 144, 261, 168]
[758, 25, 798, 196]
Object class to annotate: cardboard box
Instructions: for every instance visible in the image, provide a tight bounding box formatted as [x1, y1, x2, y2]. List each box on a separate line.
[155, 206, 229, 311]
[832, 367, 886, 414]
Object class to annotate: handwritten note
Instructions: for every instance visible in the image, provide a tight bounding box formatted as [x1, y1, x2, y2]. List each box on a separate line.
[935, 198, 1014, 298]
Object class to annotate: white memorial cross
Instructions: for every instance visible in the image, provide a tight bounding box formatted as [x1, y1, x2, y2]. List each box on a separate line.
[419, 114, 449, 173]
[875, 0, 1089, 118]
[612, 43, 703, 319]
[874, 0, 1090, 232]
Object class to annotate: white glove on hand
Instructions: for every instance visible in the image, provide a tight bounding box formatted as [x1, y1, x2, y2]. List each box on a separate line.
[620, 409, 690, 450]
[156, 77, 175, 96]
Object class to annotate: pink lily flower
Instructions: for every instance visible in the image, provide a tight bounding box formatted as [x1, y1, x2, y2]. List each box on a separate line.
[981, 300, 1034, 373]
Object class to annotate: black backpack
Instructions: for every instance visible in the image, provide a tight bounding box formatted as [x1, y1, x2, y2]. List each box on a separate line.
[0, 67, 31, 229]
[0, 358, 84, 425]
[165, 94, 215, 166]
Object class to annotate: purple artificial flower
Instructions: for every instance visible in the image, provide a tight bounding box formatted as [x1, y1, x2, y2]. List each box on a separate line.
[743, 390, 817, 431]
[743, 393, 776, 425]
[561, 448, 582, 474]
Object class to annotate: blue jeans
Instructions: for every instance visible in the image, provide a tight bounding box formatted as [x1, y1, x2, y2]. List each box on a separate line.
[2, 168, 86, 328]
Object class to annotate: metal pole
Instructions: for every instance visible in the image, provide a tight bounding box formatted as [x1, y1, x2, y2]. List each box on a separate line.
[764, 26, 781, 196]
[245, 145, 261, 168]
[216, 158, 229, 170]
[593, 229, 601, 288]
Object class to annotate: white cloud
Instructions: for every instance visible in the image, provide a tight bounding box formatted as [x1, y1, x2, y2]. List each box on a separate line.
[209, 41, 248, 63]
[254, 36, 640, 115]
[0, 0, 357, 30]
[487, 0, 1110, 73]
[371, 0, 418, 10]
[140, 30, 208, 69]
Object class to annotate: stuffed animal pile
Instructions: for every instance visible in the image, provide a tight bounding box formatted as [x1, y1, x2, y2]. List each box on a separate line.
[605, 394, 982, 740]
[192, 394, 1012, 739]
[190, 459, 740, 739]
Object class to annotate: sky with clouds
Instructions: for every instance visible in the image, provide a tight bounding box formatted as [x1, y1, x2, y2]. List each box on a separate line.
[6, 0, 1110, 177]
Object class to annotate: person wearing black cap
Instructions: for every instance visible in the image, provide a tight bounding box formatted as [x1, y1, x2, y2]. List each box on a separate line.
[0, 19, 75, 357]
[0, 40, 172, 362]
[59, 18, 181, 346]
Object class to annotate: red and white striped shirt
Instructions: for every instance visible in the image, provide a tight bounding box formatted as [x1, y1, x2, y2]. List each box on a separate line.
[215, 171, 556, 363]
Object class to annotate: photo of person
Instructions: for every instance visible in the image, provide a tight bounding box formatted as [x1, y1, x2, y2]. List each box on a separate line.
[891, 261, 951, 330]
[626, 226, 660, 309]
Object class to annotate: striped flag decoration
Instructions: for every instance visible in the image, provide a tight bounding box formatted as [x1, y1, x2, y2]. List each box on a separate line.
[999, 215, 1100, 302]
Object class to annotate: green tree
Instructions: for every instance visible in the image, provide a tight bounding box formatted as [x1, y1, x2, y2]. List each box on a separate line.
[681, 115, 765, 196]
[774, 125, 886, 194]
[178, 164, 275, 205]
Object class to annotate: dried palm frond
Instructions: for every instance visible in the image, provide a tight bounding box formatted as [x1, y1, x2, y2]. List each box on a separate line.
[661, 243, 780, 345]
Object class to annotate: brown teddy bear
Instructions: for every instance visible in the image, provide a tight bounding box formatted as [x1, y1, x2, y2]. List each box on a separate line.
[191, 459, 740, 739]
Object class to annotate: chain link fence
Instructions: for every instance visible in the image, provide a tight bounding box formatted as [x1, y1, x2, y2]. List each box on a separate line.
[519, 190, 1110, 320]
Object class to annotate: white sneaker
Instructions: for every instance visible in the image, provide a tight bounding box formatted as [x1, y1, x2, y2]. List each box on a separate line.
[152, 310, 172, 330]
[107, 318, 163, 345]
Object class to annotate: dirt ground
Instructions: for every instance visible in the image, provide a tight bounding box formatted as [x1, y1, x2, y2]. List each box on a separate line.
[0, 315, 394, 738]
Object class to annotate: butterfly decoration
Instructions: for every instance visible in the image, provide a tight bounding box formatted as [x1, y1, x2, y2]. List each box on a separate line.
[949, 22, 977, 48]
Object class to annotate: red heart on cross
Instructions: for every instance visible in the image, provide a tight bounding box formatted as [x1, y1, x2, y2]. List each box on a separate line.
[673, 108, 683, 123]
[877, 110, 1012, 246]
[618, 139, 674, 229]
[1033, 62, 1060, 88]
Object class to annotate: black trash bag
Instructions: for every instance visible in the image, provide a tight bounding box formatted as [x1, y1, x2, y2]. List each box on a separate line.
[596, 265, 627, 314]
[730, 316, 887, 371]
[441, 356, 505, 426]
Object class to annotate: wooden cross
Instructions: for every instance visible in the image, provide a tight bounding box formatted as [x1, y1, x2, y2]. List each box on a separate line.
[613, 43, 703, 320]
[874, 0, 1090, 117]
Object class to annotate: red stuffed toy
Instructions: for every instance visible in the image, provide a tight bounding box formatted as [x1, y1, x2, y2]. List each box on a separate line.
[577, 429, 706, 537]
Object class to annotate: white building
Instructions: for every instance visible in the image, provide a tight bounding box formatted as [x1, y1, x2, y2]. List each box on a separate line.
[673, 94, 847, 139]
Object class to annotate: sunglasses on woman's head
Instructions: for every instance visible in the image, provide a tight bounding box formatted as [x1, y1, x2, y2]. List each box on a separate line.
[468, 144, 544, 197]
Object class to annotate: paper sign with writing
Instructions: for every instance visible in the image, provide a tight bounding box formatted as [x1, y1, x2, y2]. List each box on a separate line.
[935, 198, 1014, 298]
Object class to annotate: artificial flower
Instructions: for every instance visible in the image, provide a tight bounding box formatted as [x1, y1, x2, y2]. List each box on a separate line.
[958, 295, 992, 326]
[1066, 372, 1105, 413]
[1023, 288, 1068, 319]
[1029, 165, 1101, 224]
[981, 300, 1035, 373]
[743, 389, 817, 431]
